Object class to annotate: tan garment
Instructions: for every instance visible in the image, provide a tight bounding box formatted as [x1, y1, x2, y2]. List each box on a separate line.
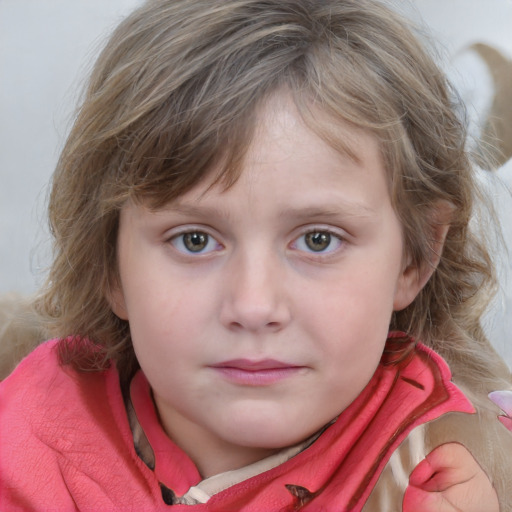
[364, 405, 512, 511]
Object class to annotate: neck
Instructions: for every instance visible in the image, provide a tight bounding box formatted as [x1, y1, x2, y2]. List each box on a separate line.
[154, 399, 279, 478]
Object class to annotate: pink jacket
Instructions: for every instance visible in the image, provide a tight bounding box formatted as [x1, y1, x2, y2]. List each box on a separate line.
[0, 339, 476, 511]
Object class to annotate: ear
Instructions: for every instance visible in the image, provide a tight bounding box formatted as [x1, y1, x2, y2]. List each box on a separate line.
[393, 201, 453, 311]
[106, 279, 129, 321]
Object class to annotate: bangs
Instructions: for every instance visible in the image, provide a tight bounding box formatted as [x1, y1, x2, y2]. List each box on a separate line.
[105, 86, 381, 215]
[89, 0, 416, 215]
[108, 97, 258, 212]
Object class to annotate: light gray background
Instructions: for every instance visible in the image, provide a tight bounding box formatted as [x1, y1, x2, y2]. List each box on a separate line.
[1, 0, 511, 366]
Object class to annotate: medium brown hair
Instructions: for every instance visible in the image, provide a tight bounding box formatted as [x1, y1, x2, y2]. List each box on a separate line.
[38, 0, 509, 388]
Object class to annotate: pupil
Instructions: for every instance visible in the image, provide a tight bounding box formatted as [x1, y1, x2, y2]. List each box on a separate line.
[184, 232, 208, 252]
[305, 232, 330, 251]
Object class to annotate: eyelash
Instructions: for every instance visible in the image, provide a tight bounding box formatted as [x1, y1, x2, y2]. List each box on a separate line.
[169, 227, 345, 257]
[170, 230, 222, 255]
[291, 229, 344, 255]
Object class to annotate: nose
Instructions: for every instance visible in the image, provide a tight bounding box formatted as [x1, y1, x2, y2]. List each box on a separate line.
[219, 249, 291, 333]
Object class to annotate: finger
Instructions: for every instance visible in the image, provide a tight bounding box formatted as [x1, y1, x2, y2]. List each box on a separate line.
[406, 444, 499, 512]
[408, 443, 474, 492]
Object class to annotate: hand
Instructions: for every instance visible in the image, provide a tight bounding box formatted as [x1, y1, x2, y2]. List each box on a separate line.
[403, 443, 499, 512]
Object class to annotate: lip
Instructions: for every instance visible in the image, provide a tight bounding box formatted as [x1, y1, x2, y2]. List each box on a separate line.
[209, 359, 306, 386]
[212, 359, 298, 371]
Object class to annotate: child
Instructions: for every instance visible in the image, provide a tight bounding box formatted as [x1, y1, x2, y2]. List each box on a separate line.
[1, 0, 511, 509]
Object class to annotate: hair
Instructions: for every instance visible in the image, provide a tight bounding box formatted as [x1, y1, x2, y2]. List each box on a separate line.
[37, 0, 510, 391]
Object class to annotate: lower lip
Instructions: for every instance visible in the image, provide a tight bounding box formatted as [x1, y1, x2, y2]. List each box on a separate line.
[211, 367, 304, 386]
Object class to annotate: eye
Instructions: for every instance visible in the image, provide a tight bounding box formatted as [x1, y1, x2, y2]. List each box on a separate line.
[170, 231, 221, 254]
[292, 230, 343, 254]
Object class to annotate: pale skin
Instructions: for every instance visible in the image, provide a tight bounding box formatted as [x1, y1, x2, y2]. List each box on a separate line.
[110, 94, 498, 509]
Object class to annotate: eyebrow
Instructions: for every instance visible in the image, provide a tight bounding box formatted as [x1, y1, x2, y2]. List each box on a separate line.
[278, 204, 376, 221]
[161, 203, 234, 221]
[163, 200, 376, 221]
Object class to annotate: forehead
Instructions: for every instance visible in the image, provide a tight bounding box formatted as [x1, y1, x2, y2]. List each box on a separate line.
[250, 94, 371, 166]
[151, 95, 390, 218]
[128, 89, 391, 216]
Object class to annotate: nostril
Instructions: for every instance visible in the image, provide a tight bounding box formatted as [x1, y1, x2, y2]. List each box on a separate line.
[220, 287, 291, 332]
[227, 320, 282, 332]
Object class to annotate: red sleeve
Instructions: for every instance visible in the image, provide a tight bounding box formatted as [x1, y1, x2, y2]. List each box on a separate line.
[0, 340, 162, 511]
[0, 341, 81, 510]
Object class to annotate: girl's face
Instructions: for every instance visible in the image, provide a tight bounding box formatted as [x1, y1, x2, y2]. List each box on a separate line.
[111, 95, 422, 477]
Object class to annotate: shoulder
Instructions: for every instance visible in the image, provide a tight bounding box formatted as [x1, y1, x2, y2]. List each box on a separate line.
[1, 339, 71, 410]
[0, 340, 144, 509]
[421, 391, 512, 511]
[0, 338, 122, 450]
[405, 344, 512, 510]
[0, 339, 112, 413]
[0, 338, 128, 443]
[365, 339, 512, 511]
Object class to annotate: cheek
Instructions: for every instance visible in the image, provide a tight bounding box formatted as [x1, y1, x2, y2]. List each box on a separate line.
[127, 277, 218, 358]
[305, 271, 396, 382]
[317, 269, 397, 330]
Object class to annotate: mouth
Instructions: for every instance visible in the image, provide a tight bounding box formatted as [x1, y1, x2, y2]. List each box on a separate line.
[209, 359, 306, 386]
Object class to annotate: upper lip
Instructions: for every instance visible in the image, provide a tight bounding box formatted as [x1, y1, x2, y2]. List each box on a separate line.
[210, 359, 301, 371]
